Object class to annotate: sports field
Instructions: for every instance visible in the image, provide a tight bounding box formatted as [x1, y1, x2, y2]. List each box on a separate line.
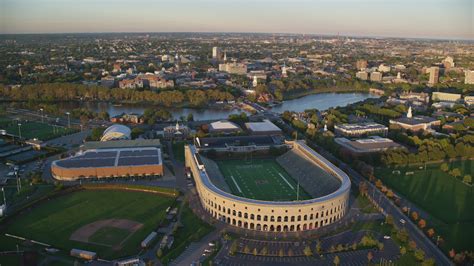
[216, 159, 311, 201]
[0, 119, 76, 140]
[376, 160, 473, 251]
[2, 189, 175, 259]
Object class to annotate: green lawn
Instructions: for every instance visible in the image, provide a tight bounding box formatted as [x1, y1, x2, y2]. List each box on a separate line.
[216, 159, 311, 201]
[2, 189, 176, 259]
[1, 119, 76, 140]
[375, 160, 473, 251]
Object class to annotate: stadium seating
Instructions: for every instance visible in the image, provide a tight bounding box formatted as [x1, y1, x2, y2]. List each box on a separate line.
[276, 149, 341, 198]
[199, 155, 232, 193]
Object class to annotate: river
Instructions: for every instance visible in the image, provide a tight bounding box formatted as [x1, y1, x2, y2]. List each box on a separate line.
[47, 92, 379, 121]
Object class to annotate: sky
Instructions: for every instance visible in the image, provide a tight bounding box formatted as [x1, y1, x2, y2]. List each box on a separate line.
[0, 0, 472, 40]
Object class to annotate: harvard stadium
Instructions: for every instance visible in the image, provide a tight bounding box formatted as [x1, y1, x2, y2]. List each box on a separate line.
[185, 136, 351, 233]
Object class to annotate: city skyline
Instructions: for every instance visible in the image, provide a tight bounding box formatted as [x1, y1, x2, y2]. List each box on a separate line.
[1, 0, 473, 40]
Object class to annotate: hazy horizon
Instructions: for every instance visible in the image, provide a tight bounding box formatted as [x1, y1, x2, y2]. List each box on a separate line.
[1, 0, 473, 40]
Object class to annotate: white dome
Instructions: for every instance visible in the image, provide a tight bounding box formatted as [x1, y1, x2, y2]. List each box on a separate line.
[101, 124, 131, 142]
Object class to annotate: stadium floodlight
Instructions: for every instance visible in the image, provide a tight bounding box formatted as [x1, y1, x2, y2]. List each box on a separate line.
[17, 123, 22, 139]
[1, 187, 6, 207]
[40, 108, 44, 123]
[65, 112, 71, 128]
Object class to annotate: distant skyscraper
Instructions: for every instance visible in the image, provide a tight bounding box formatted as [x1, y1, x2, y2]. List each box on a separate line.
[212, 47, 222, 60]
[282, 63, 288, 78]
[223, 51, 227, 62]
[252, 75, 258, 87]
[442, 56, 455, 69]
[427, 67, 439, 85]
[465, 70, 474, 84]
[356, 71, 368, 80]
[356, 59, 368, 70]
[370, 72, 383, 82]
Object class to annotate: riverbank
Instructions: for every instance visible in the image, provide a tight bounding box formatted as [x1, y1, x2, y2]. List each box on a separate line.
[282, 87, 371, 101]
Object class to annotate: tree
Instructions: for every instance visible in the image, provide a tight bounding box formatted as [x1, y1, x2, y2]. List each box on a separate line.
[278, 248, 284, 257]
[156, 248, 163, 258]
[261, 246, 268, 256]
[418, 219, 426, 229]
[440, 162, 449, 172]
[367, 251, 373, 263]
[386, 189, 394, 198]
[333, 255, 340, 266]
[397, 229, 409, 243]
[351, 242, 357, 251]
[400, 246, 407, 255]
[414, 249, 425, 261]
[449, 249, 456, 258]
[421, 258, 435, 266]
[131, 127, 145, 139]
[377, 242, 384, 251]
[375, 179, 383, 189]
[187, 113, 194, 122]
[229, 240, 238, 256]
[287, 248, 294, 256]
[385, 215, 394, 225]
[303, 245, 313, 257]
[315, 240, 322, 255]
[463, 175, 472, 184]
[359, 181, 369, 196]
[411, 211, 419, 221]
[449, 168, 462, 178]
[252, 248, 258, 256]
[427, 228, 435, 238]
[409, 240, 417, 251]
[243, 245, 250, 254]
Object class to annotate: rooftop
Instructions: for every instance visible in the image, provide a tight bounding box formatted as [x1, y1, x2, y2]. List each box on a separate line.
[82, 139, 161, 150]
[392, 116, 438, 126]
[54, 147, 162, 169]
[209, 120, 241, 131]
[335, 136, 402, 153]
[196, 135, 283, 149]
[335, 122, 387, 131]
[245, 119, 282, 133]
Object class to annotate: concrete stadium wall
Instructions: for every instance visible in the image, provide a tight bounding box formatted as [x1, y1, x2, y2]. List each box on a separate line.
[185, 141, 351, 233]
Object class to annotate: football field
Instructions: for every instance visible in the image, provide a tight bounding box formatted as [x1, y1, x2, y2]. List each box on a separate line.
[216, 159, 311, 201]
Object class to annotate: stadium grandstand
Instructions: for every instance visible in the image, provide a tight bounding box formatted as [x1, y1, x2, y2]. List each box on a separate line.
[185, 140, 351, 233]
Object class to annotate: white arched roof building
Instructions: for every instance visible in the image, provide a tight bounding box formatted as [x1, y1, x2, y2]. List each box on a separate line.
[101, 124, 131, 142]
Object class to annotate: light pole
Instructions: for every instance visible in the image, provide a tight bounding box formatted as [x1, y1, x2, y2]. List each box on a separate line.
[40, 108, 44, 123]
[66, 112, 71, 128]
[17, 123, 22, 139]
[1, 187, 6, 208]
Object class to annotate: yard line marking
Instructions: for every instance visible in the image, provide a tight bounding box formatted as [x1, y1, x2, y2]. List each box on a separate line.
[278, 173, 294, 190]
[230, 175, 243, 193]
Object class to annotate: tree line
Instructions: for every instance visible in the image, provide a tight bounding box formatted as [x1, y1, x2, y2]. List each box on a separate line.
[0, 83, 236, 107]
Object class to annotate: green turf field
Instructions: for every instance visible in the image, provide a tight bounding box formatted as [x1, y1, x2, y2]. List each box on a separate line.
[216, 159, 311, 201]
[375, 160, 473, 251]
[2, 190, 175, 259]
[1, 119, 76, 140]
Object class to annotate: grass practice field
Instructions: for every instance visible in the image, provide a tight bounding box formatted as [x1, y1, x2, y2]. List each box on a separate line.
[2, 189, 175, 259]
[216, 159, 311, 201]
[376, 160, 473, 251]
[0, 118, 75, 140]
